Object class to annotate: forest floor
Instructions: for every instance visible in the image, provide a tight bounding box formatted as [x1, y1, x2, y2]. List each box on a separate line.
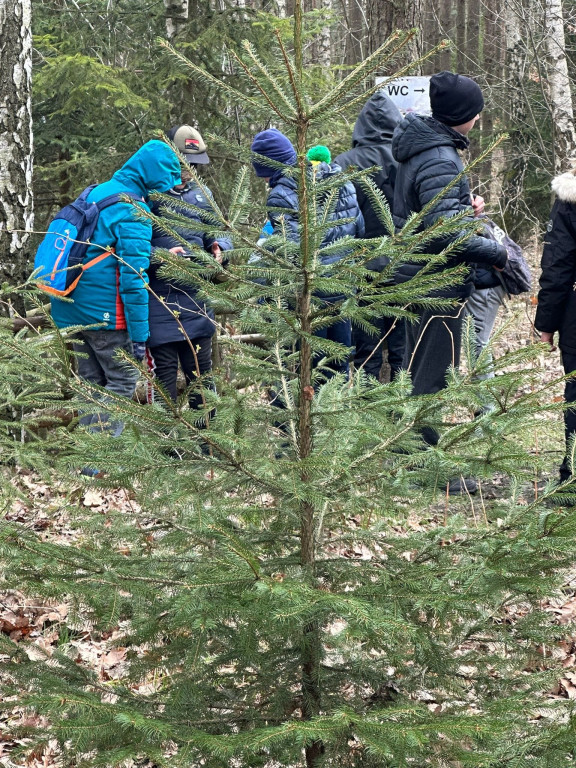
[1, 244, 574, 768]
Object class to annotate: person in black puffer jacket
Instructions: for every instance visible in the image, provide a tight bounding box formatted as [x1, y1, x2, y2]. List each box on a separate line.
[535, 168, 576, 483]
[251, 128, 364, 379]
[148, 125, 232, 413]
[335, 92, 405, 381]
[392, 73, 507, 429]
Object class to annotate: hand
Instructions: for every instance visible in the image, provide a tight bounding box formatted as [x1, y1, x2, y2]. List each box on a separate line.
[540, 331, 557, 351]
[169, 246, 186, 255]
[211, 243, 223, 264]
[471, 194, 485, 217]
[132, 341, 147, 361]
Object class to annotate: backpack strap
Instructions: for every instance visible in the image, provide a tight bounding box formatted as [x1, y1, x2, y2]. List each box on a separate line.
[77, 184, 98, 203]
[39, 248, 115, 297]
[94, 191, 144, 212]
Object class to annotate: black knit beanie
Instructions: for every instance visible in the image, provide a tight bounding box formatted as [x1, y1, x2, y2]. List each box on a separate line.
[429, 71, 484, 127]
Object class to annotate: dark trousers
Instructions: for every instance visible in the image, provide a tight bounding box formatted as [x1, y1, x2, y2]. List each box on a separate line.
[353, 316, 405, 381]
[403, 304, 465, 445]
[560, 350, 576, 481]
[313, 318, 352, 379]
[73, 330, 138, 437]
[149, 336, 213, 411]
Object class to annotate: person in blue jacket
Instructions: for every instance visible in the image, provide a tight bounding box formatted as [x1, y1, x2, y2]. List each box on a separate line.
[148, 125, 232, 413]
[50, 139, 182, 446]
[250, 129, 364, 378]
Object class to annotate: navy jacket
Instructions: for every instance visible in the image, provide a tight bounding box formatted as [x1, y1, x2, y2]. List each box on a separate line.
[535, 171, 576, 355]
[392, 114, 507, 298]
[148, 181, 232, 347]
[266, 162, 365, 262]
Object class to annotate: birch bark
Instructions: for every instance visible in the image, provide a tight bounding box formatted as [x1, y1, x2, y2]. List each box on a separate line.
[164, 0, 189, 39]
[0, 0, 33, 311]
[545, 0, 576, 172]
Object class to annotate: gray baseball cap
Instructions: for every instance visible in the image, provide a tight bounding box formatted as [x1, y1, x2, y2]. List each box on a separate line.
[167, 124, 210, 165]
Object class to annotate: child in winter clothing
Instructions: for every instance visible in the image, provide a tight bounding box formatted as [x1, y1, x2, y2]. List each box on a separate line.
[50, 140, 182, 446]
[148, 125, 232, 413]
[251, 129, 364, 378]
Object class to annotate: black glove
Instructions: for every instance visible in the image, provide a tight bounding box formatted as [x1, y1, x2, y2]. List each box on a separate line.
[132, 341, 147, 362]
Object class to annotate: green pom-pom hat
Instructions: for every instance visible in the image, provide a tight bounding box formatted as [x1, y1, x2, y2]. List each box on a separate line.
[306, 145, 331, 164]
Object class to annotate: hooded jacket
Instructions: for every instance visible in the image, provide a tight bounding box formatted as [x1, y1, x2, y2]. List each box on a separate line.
[535, 171, 576, 354]
[50, 140, 181, 342]
[148, 181, 233, 347]
[391, 113, 507, 298]
[335, 92, 401, 243]
[266, 162, 364, 264]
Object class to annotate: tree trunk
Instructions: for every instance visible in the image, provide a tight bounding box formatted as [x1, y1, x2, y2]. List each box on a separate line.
[482, 0, 503, 205]
[421, 0, 440, 75]
[500, 0, 531, 219]
[344, 0, 365, 67]
[545, 0, 576, 172]
[0, 0, 33, 316]
[455, 0, 466, 73]
[366, 0, 391, 56]
[294, 5, 323, 765]
[437, 0, 453, 70]
[317, 0, 332, 67]
[305, 0, 332, 66]
[164, 0, 189, 39]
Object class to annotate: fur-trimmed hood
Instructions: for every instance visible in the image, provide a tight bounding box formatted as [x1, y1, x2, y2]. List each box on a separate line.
[552, 171, 576, 202]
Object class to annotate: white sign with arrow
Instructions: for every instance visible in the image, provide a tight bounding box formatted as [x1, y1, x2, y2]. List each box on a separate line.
[375, 76, 431, 115]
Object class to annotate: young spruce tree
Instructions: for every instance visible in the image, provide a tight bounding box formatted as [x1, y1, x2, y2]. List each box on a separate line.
[2, 6, 576, 767]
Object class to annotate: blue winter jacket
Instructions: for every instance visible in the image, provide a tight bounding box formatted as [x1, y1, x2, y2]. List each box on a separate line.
[50, 140, 182, 342]
[148, 182, 233, 347]
[266, 162, 365, 261]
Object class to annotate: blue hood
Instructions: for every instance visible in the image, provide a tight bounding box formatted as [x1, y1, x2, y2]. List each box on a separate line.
[112, 140, 182, 197]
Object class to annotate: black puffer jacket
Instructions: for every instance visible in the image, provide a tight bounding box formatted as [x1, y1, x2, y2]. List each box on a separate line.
[535, 171, 576, 354]
[391, 113, 507, 298]
[335, 92, 401, 241]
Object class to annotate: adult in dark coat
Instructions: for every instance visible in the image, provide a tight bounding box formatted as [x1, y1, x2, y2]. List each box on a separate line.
[535, 168, 576, 482]
[335, 92, 405, 381]
[392, 72, 507, 493]
[148, 125, 232, 411]
[392, 73, 507, 402]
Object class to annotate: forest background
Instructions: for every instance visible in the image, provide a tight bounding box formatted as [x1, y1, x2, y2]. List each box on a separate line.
[3, 0, 576, 284]
[3, 1, 576, 768]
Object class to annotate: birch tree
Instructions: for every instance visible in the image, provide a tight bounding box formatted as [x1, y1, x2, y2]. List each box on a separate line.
[164, 0, 189, 39]
[0, 0, 33, 313]
[545, 0, 576, 172]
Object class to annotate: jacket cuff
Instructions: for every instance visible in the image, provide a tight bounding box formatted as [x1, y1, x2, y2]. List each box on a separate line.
[494, 244, 508, 270]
